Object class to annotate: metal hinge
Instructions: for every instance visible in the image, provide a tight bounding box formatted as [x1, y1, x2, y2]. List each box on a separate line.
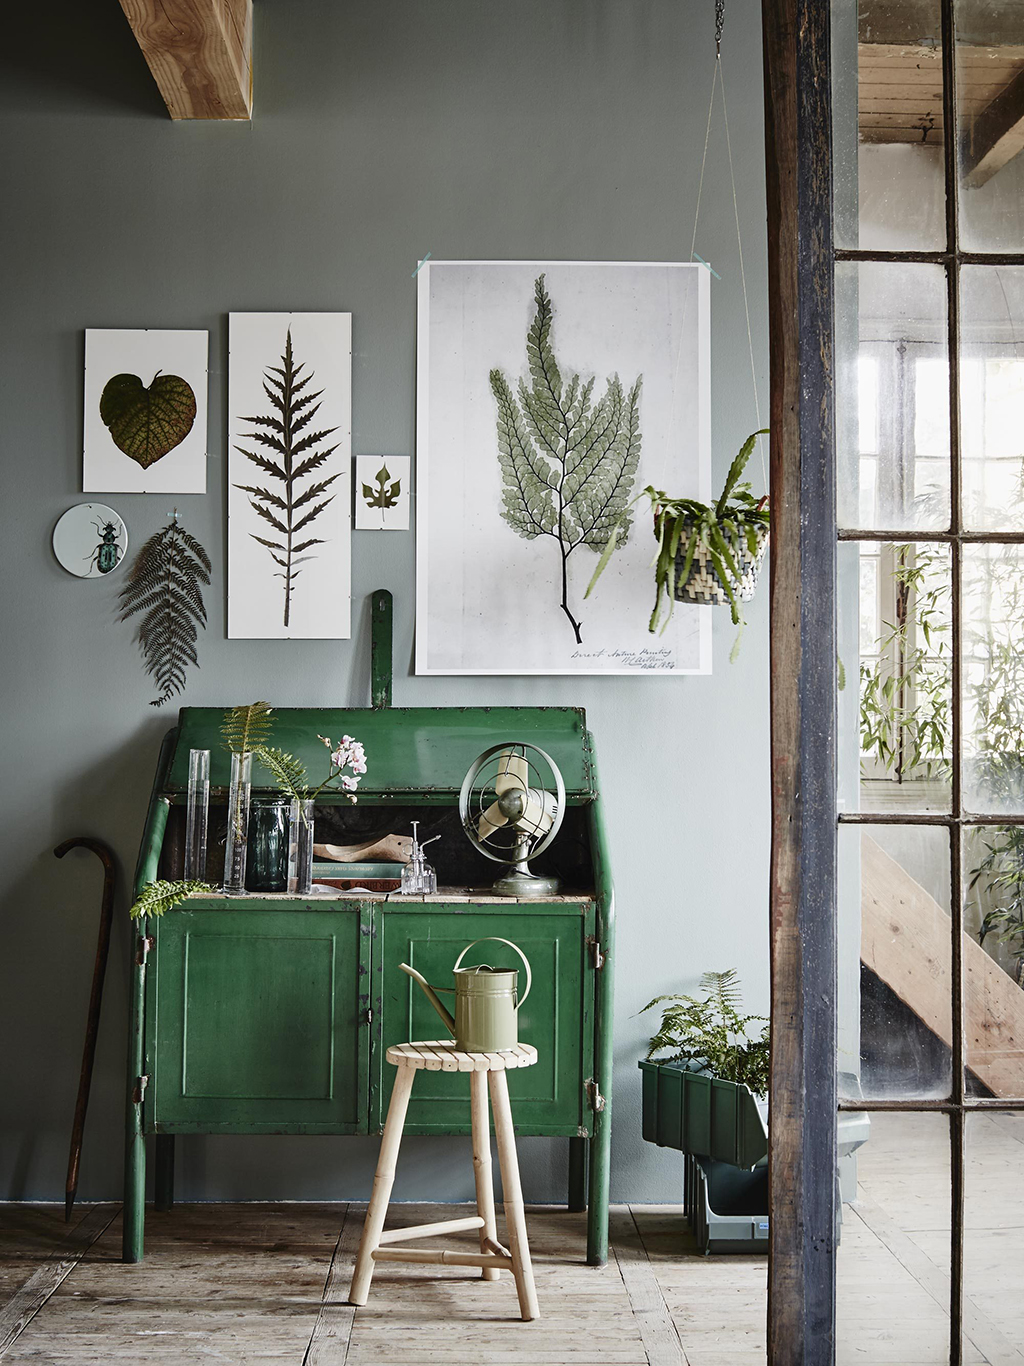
[135, 935, 155, 967]
[132, 1075, 149, 1105]
[585, 936, 605, 970]
[585, 1077, 606, 1112]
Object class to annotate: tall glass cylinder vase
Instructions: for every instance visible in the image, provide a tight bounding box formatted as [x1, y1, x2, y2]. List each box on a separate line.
[184, 749, 210, 881]
[288, 798, 315, 895]
[223, 752, 252, 895]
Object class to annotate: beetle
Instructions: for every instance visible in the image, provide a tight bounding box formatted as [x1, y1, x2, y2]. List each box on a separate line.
[87, 519, 124, 575]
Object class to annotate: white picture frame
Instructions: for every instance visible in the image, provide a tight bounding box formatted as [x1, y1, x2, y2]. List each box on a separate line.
[227, 312, 352, 640]
[355, 456, 411, 531]
[83, 329, 208, 494]
[415, 260, 711, 676]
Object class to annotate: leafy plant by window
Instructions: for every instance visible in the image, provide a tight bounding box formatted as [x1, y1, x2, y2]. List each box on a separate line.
[118, 516, 212, 708]
[490, 273, 642, 644]
[130, 879, 211, 920]
[641, 969, 770, 1095]
[859, 544, 951, 783]
[234, 330, 340, 628]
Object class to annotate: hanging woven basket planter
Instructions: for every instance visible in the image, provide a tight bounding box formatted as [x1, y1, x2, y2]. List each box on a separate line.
[673, 516, 769, 609]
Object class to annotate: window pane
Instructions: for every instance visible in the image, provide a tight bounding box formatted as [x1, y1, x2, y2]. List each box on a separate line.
[838, 541, 952, 814]
[956, 0, 1024, 252]
[837, 263, 950, 532]
[964, 827, 1024, 1097]
[963, 544, 1024, 814]
[964, 1112, 1024, 1355]
[833, 0, 946, 251]
[839, 826, 952, 1101]
[960, 266, 1024, 532]
[837, 1113, 952, 1364]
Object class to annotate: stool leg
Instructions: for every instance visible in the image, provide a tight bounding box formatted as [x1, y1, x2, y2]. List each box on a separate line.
[470, 1069, 500, 1282]
[488, 1069, 540, 1321]
[349, 1063, 416, 1306]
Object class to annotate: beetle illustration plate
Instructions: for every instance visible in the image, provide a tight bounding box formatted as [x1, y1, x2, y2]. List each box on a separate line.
[53, 503, 128, 579]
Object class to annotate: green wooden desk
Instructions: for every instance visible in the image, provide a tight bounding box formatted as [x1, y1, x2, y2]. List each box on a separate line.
[124, 595, 615, 1265]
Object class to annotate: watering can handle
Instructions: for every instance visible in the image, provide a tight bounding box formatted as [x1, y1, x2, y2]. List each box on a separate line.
[452, 937, 532, 1010]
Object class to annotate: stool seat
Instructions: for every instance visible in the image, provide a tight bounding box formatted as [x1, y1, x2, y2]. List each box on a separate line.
[349, 1037, 541, 1320]
[386, 1040, 538, 1072]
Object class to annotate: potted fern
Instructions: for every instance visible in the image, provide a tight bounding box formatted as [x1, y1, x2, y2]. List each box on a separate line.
[587, 429, 769, 639]
[638, 970, 769, 1168]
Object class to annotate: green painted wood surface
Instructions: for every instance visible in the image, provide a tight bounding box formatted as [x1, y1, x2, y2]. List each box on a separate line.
[146, 905, 370, 1134]
[165, 706, 595, 798]
[374, 904, 594, 1135]
[371, 588, 393, 709]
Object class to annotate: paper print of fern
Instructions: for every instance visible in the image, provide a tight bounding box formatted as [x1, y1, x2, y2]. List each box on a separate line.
[234, 330, 340, 628]
[490, 275, 642, 643]
[118, 516, 211, 707]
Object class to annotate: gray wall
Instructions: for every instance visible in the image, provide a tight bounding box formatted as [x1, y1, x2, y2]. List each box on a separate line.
[0, 0, 768, 1204]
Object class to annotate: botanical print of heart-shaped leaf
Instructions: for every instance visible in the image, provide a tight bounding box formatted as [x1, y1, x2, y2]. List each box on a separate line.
[99, 372, 197, 469]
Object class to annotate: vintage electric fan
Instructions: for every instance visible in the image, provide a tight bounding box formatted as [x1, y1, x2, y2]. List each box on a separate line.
[459, 743, 566, 897]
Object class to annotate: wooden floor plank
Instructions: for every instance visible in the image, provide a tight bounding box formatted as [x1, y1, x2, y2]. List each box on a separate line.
[611, 1208, 686, 1366]
[0, 1204, 119, 1358]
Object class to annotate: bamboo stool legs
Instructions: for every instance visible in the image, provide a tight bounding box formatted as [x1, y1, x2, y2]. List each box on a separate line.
[347, 1051, 540, 1321]
[489, 1068, 540, 1322]
[470, 1068, 500, 1282]
[349, 1064, 416, 1305]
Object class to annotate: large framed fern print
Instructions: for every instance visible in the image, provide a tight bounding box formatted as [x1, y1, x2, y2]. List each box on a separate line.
[227, 313, 352, 639]
[415, 261, 711, 675]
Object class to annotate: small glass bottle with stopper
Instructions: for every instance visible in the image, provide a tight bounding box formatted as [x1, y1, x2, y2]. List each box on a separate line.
[400, 821, 440, 895]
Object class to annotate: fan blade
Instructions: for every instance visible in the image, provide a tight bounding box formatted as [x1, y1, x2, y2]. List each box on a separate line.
[513, 788, 557, 839]
[477, 800, 508, 841]
[494, 749, 529, 796]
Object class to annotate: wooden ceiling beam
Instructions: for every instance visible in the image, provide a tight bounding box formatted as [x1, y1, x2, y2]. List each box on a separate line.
[118, 0, 252, 120]
[963, 67, 1024, 187]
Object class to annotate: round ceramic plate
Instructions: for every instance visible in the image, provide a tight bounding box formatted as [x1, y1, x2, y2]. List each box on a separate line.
[52, 503, 128, 578]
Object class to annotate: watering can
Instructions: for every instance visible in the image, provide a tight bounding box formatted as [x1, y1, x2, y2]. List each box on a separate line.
[399, 937, 532, 1052]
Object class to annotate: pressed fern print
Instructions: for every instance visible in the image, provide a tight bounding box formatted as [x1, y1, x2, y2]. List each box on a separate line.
[490, 274, 642, 643]
[234, 330, 340, 628]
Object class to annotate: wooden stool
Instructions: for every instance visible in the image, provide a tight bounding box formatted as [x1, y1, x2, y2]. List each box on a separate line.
[348, 1040, 540, 1321]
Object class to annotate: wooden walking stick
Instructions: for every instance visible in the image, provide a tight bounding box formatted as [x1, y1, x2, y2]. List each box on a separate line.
[54, 837, 117, 1221]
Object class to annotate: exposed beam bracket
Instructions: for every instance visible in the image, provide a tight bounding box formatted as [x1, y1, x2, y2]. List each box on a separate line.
[963, 66, 1024, 188]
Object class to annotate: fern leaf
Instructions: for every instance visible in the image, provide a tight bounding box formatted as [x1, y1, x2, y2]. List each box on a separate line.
[252, 744, 308, 802]
[130, 878, 211, 920]
[118, 518, 212, 707]
[221, 701, 273, 754]
[237, 328, 340, 627]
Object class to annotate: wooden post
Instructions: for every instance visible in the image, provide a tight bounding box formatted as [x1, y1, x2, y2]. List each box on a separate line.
[371, 589, 393, 709]
[470, 1069, 501, 1281]
[349, 1063, 415, 1305]
[488, 1070, 540, 1322]
[762, 0, 838, 1359]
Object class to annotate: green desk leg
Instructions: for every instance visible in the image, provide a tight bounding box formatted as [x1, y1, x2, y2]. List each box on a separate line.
[155, 1135, 175, 1211]
[568, 1136, 588, 1212]
[586, 780, 615, 1267]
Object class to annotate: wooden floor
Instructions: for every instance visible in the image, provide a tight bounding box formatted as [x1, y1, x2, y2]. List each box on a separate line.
[1, 1113, 1021, 1364]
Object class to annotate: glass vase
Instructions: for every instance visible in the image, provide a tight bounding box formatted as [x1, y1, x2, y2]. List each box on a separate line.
[223, 752, 252, 895]
[247, 798, 290, 892]
[184, 749, 210, 881]
[288, 798, 315, 895]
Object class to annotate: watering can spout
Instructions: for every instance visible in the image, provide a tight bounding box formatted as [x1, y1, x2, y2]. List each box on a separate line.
[399, 962, 455, 1036]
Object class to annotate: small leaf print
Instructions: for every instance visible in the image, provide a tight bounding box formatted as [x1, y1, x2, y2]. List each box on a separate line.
[362, 464, 402, 521]
[100, 372, 197, 468]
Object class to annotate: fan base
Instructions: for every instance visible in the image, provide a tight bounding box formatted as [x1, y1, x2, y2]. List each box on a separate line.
[492, 869, 561, 899]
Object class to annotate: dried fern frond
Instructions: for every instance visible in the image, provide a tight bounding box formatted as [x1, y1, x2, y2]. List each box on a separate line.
[252, 744, 308, 802]
[221, 701, 273, 754]
[130, 878, 211, 920]
[118, 518, 212, 707]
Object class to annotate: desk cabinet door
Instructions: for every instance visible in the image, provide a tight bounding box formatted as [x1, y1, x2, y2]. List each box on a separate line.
[375, 906, 595, 1135]
[147, 907, 370, 1133]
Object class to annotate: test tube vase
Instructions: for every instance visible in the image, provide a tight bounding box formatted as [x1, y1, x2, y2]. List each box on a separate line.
[223, 752, 252, 895]
[288, 799, 315, 895]
[184, 749, 210, 881]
